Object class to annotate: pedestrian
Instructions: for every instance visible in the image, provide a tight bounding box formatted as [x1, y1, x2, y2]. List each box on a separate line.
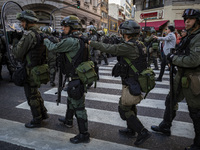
[12, 10, 49, 128]
[88, 20, 151, 146]
[43, 15, 90, 144]
[151, 8, 200, 150]
[154, 25, 176, 81]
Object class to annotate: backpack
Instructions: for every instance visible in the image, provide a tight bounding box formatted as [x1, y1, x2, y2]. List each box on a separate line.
[124, 58, 156, 98]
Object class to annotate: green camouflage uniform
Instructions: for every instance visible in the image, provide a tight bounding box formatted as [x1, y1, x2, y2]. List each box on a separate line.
[44, 33, 88, 134]
[12, 26, 48, 122]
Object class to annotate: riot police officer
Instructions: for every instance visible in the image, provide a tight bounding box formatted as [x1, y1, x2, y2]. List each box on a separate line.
[43, 15, 90, 144]
[145, 28, 159, 70]
[12, 10, 49, 128]
[151, 8, 200, 150]
[89, 20, 151, 146]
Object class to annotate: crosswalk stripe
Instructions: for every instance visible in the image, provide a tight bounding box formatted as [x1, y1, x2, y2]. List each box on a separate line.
[16, 101, 194, 139]
[44, 88, 188, 112]
[99, 75, 169, 86]
[99, 66, 170, 74]
[99, 70, 170, 79]
[0, 118, 145, 150]
[93, 82, 169, 95]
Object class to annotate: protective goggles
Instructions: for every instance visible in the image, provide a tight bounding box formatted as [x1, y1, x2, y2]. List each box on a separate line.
[182, 9, 197, 17]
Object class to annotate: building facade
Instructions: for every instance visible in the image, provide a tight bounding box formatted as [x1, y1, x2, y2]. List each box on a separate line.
[133, 0, 200, 33]
[0, 0, 101, 31]
[108, 3, 125, 34]
[100, 0, 108, 34]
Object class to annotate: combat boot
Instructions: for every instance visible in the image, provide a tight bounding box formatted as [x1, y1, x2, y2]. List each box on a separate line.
[70, 132, 90, 144]
[119, 128, 136, 137]
[58, 117, 73, 128]
[25, 118, 42, 128]
[50, 81, 56, 87]
[134, 128, 151, 146]
[151, 121, 171, 136]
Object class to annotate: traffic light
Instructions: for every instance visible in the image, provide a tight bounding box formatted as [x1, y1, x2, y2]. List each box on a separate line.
[77, 1, 80, 9]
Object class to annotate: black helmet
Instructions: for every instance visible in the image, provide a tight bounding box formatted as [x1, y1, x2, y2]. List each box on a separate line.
[61, 15, 82, 30]
[119, 20, 140, 35]
[16, 10, 38, 23]
[182, 9, 200, 22]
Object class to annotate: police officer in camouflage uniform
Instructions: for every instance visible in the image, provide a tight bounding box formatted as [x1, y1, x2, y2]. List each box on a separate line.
[40, 26, 58, 87]
[97, 30, 108, 65]
[12, 10, 49, 128]
[89, 20, 151, 146]
[151, 8, 200, 150]
[145, 28, 159, 70]
[44, 15, 90, 144]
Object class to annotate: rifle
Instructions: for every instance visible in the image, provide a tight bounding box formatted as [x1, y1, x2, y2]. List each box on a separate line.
[56, 66, 63, 105]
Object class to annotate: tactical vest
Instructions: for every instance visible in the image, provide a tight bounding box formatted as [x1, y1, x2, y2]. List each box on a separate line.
[112, 40, 147, 79]
[27, 30, 47, 68]
[60, 37, 89, 77]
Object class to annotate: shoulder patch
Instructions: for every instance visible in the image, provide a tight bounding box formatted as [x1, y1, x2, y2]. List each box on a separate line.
[195, 47, 200, 52]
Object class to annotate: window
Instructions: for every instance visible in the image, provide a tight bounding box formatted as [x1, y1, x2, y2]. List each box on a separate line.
[143, 0, 164, 10]
[109, 19, 118, 32]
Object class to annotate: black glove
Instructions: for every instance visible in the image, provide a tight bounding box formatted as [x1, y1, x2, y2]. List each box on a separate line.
[80, 35, 89, 44]
[167, 53, 174, 62]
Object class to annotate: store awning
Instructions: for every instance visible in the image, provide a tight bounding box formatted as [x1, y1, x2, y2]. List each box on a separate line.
[174, 20, 185, 30]
[139, 20, 169, 30]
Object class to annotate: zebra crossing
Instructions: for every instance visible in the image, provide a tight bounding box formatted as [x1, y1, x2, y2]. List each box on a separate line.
[0, 59, 194, 150]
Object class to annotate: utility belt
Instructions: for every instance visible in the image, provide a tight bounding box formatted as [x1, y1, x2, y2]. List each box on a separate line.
[67, 75, 80, 82]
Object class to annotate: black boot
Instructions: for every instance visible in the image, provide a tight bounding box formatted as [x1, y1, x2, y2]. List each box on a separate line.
[155, 77, 162, 82]
[127, 115, 151, 146]
[119, 128, 136, 137]
[70, 132, 90, 144]
[134, 128, 152, 146]
[50, 81, 56, 87]
[70, 118, 90, 144]
[151, 121, 171, 136]
[58, 117, 73, 128]
[25, 118, 41, 128]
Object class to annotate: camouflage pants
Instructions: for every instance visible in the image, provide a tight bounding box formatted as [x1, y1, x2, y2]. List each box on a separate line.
[24, 83, 47, 121]
[66, 95, 88, 133]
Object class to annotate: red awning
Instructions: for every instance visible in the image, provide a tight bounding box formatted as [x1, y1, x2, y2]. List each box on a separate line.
[139, 20, 169, 30]
[174, 20, 185, 30]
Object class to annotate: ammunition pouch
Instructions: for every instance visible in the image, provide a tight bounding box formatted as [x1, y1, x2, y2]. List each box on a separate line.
[30, 64, 50, 88]
[67, 80, 84, 100]
[181, 76, 189, 88]
[76, 61, 98, 86]
[112, 62, 128, 78]
[138, 68, 156, 94]
[189, 72, 200, 95]
[12, 66, 27, 86]
[152, 42, 159, 50]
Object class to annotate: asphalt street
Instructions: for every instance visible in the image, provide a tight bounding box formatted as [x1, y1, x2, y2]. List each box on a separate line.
[0, 57, 193, 150]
